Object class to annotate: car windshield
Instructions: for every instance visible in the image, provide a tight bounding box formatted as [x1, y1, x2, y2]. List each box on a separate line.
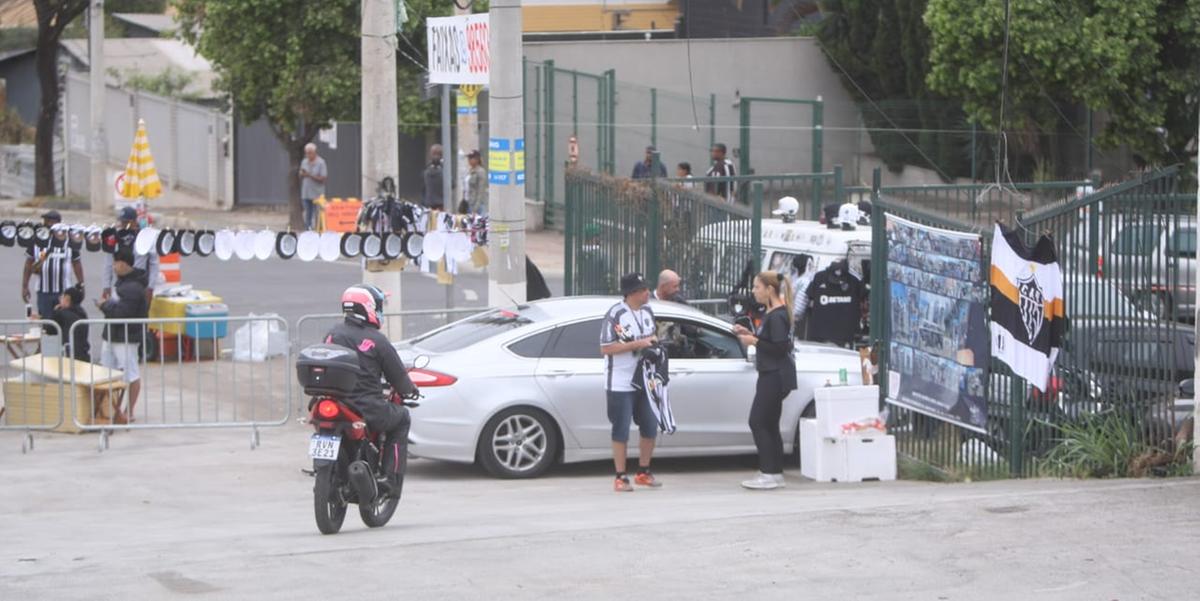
[410, 306, 546, 352]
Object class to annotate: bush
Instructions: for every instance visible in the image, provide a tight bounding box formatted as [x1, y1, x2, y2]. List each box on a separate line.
[0, 106, 34, 144]
[1040, 411, 1193, 478]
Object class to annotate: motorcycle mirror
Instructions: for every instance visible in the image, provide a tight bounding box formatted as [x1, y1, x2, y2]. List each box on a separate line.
[412, 355, 430, 370]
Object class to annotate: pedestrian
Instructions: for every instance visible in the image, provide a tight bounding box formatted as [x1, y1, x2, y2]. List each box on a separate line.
[462, 149, 488, 215]
[632, 145, 667, 179]
[45, 284, 90, 362]
[578, 223, 613, 294]
[676, 162, 696, 189]
[651, 269, 688, 305]
[103, 207, 159, 306]
[704, 143, 737, 203]
[422, 144, 445, 210]
[98, 247, 149, 424]
[599, 272, 663, 492]
[733, 271, 797, 490]
[22, 210, 83, 329]
[299, 142, 328, 230]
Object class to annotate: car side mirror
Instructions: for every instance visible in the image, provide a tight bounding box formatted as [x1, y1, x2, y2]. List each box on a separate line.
[1179, 379, 1194, 398]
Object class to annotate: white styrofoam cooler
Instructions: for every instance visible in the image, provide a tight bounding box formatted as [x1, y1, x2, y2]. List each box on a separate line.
[799, 417, 897, 483]
[814, 384, 880, 438]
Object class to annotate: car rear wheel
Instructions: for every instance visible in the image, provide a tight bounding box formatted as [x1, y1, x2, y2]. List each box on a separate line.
[478, 407, 560, 479]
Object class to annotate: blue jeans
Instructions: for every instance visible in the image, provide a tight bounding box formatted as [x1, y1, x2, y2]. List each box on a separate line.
[36, 292, 59, 335]
[301, 197, 316, 230]
[607, 390, 658, 442]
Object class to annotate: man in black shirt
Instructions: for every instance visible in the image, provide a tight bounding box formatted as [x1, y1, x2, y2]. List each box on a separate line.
[804, 260, 866, 347]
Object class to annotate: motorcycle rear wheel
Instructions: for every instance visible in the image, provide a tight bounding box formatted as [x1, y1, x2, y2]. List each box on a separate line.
[358, 490, 399, 528]
[314, 463, 348, 535]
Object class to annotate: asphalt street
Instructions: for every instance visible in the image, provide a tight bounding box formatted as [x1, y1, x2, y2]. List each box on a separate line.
[0, 424, 1197, 600]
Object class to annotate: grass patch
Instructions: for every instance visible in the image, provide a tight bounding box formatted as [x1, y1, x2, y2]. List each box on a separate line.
[1038, 412, 1194, 478]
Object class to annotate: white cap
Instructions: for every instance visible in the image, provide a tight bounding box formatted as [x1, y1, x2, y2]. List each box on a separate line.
[772, 196, 800, 216]
[838, 202, 860, 226]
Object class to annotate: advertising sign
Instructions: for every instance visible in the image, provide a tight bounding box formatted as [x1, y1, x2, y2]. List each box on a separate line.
[426, 14, 490, 85]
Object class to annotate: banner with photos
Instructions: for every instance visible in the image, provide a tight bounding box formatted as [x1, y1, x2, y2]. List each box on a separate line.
[884, 214, 990, 432]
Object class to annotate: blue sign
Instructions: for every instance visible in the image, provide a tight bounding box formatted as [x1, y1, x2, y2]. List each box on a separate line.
[516, 171, 525, 185]
[490, 171, 511, 185]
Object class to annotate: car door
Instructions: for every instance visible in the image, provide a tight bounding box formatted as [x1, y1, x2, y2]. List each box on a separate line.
[533, 318, 611, 449]
[654, 315, 757, 450]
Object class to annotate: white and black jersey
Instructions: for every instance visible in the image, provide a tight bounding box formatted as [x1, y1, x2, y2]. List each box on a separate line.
[990, 224, 1064, 391]
[704, 158, 736, 203]
[26, 241, 79, 294]
[599, 301, 655, 392]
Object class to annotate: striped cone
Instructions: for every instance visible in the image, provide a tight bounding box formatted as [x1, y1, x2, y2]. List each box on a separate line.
[160, 252, 181, 284]
[119, 119, 163, 200]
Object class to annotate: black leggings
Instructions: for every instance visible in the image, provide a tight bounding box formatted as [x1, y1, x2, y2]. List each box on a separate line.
[749, 371, 787, 475]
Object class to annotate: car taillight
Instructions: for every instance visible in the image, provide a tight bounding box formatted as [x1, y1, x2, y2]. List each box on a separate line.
[408, 368, 457, 387]
[316, 399, 340, 419]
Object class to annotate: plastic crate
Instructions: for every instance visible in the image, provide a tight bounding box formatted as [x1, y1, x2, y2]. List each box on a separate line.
[184, 303, 228, 339]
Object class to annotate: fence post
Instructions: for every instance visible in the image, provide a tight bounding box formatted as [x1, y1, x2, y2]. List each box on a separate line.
[834, 164, 844, 207]
[970, 121, 977, 183]
[812, 97, 824, 175]
[738, 97, 751, 178]
[650, 87, 657, 149]
[606, 69, 616, 174]
[596, 72, 605, 172]
[647, 176, 662, 282]
[751, 182, 763, 267]
[870, 192, 888, 399]
[544, 60, 556, 213]
[572, 70, 579, 136]
[564, 171, 575, 296]
[533, 64, 543, 201]
[709, 92, 716, 151]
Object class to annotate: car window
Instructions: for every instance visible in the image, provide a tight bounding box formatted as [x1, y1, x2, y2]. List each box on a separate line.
[656, 318, 745, 360]
[1111, 224, 1161, 256]
[1168, 228, 1196, 258]
[507, 328, 555, 358]
[544, 318, 604, 359]
[411, 307, 540, 353]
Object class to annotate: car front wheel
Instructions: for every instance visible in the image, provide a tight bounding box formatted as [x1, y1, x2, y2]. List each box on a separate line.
[477, 407, 560, 479]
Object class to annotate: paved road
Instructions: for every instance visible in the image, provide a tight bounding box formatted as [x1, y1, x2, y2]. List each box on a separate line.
[0, 425, 1197, 600]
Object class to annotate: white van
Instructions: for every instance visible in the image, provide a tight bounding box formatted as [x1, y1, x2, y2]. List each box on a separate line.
[695, 216, 873, 289]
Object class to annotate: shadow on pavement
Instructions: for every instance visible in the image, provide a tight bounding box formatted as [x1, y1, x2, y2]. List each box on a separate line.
[407, 453, 764, 481]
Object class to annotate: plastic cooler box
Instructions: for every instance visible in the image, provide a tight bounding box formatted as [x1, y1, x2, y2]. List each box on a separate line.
[184, 303, 229, 338]
[814, 384, 880, 438]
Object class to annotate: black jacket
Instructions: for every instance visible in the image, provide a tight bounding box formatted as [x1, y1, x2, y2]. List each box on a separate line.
[101, 268, 148, 343]
[324, 319, 417, 407]
[53, 305, 91, 362]
[755, 306, 797, 391]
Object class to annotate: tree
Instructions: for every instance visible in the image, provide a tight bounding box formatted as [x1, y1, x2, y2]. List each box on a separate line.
[925, 0, 1200, 174]
[33, 0, 88, 197]
[817, 0, 975, 179]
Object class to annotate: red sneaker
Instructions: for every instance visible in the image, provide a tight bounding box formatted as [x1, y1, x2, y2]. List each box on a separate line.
[613, 476, 634, 492]
[634, 471, 662, 488]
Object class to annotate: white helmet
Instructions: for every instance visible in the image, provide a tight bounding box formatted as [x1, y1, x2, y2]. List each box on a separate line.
[772, 196, 800, 218]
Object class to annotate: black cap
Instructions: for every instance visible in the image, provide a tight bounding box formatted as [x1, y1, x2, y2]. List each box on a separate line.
[467, 149, 481, 159]
[620, 272, 648, 297]
[64, 284, 84, 306]
[113, 246, 136, 266]
[118, 207, 138, 222]
[41, 210, 61, 222]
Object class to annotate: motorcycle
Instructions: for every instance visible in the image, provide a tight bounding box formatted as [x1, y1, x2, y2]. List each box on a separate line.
[296, 343, 424, 535]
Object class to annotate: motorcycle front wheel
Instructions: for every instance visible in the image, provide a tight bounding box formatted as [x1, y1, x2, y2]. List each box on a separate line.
[313, 463, 348, 535]
[358, 489, 399, 528]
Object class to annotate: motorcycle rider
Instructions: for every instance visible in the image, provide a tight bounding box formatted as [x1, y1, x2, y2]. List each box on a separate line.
[324, 284, 417, 499]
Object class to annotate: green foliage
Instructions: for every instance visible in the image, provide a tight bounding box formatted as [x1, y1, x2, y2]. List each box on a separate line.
[0, 28, 37, 52]
[817, 0, 973, 179]
[925, 0, 1200, 170]
[0, 106, 35, 144]
[1039, 411, 1192, 478]
[109, 66, 202, 101]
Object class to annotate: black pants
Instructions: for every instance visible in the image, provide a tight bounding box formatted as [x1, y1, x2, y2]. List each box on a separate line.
[749, 371, 787, 475]
[355, 400, 412, 490]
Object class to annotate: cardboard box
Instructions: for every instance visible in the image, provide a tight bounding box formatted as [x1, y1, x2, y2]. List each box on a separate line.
[2, 378, 92, 434]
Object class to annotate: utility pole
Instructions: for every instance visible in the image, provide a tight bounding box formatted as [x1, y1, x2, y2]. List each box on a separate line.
[88, 0, 106, 214]
[487, 0, 527, 306]
[454, 3, 479, 209]
[1193, 101, 1199, 473]
[361, 0, 401, 338]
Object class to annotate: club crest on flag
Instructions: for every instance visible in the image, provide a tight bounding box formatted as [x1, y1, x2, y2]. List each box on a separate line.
[1017, 273, 1045, 342]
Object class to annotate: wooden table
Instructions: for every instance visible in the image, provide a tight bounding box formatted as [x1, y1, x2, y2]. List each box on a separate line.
[0, 331, 41, 360]
[4, 354, 127, 432]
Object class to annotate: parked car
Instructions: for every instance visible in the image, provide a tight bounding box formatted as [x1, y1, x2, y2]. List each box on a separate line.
[394, 297, 864, 478]
[1171, 379, 1194, 436]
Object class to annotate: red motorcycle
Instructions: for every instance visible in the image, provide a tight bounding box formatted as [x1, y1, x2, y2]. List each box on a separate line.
[297, 344, 422, 535]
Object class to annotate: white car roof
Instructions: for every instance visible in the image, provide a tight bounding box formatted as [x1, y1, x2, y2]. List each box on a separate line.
[696, 218, 871, 250]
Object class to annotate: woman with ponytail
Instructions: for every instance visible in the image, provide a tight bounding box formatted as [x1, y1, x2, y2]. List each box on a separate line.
[733, 271, 798, 490]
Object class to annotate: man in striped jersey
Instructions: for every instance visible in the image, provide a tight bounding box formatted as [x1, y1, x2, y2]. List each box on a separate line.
[22, 211, 84, 327]
[704, 143, 737, 204]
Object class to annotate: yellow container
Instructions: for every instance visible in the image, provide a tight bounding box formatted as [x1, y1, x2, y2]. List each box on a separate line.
[148, 291, 222, 335]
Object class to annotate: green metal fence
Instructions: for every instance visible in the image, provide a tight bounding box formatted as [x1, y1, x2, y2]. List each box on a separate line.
[871, 166, 1194, 479]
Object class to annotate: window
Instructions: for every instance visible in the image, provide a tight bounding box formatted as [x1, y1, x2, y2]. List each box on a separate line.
[1111, 224, 1161, 257]
[545, 319, 604, 359]
[411, 307, 544, 353]
[656, 318, 745, 360]
[507, 329, 555, 358]
[1168, 228, 1196, 258]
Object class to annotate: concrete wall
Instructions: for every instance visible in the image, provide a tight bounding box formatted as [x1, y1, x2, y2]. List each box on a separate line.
[0, 51, 40, 126]
[523, 36, 871, 183]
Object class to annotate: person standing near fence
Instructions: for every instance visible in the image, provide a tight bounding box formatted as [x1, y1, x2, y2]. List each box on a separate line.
[299, 143, 328, 230]
[733, 271, 796, 490]
[22, 210, 84, 326]
[651, 269, 688, 305]
[46, 284, 90, 362]
[704, 143, 736, 203]
[103, 207, 159, 305]
[422, 144, 445, 210]
[463, 149, 488, 214]
[632, 145, 667, 179]
[98, 247, 149, 424]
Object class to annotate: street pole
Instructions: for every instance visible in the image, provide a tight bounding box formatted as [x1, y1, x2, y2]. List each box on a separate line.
[361, 0, 401, 339]
[1193, 101, 1199, 473]
[88, 0, 106, 214]
[454, 3, 477, 211]
[487, 0, 527, 306]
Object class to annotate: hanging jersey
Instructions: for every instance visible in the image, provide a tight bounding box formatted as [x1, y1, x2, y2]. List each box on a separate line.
[989, 224, 1064, 391]
[27, 240, 79, 294]
[805, 263, 865, 346]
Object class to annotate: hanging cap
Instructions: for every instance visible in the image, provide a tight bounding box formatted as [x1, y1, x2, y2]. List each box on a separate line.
[118, 207, 138, 222]
[41, 210, 62, 222]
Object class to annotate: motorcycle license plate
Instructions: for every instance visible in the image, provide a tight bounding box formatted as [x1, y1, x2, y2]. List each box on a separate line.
[308, 434, 341, 460]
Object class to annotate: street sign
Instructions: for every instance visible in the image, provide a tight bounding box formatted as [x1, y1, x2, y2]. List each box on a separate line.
[567, 135, 579, 164]
[426, 14, 490, 85]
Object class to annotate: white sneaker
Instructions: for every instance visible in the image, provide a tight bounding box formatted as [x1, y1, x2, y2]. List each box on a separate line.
[771, 473, 786, 487]
[741, 472, 781, 490]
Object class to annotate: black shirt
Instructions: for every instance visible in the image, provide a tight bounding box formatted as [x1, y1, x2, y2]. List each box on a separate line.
[805, 263, 866, 346]
[53, 305, 90, 362]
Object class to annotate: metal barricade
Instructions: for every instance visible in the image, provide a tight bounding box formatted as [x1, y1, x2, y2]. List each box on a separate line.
[0, 319, 66, 453]
[65, 314, 292, 451]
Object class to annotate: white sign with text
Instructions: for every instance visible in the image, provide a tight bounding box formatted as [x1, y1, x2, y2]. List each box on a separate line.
[426, 13, 490, 85]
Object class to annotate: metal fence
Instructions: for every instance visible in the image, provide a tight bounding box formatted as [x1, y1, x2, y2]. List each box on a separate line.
[0, 319, 67, 453]
[871, 166, 1194, 478]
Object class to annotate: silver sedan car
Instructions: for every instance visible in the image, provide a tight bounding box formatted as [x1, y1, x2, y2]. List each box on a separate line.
[395, 297, 865, 478]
